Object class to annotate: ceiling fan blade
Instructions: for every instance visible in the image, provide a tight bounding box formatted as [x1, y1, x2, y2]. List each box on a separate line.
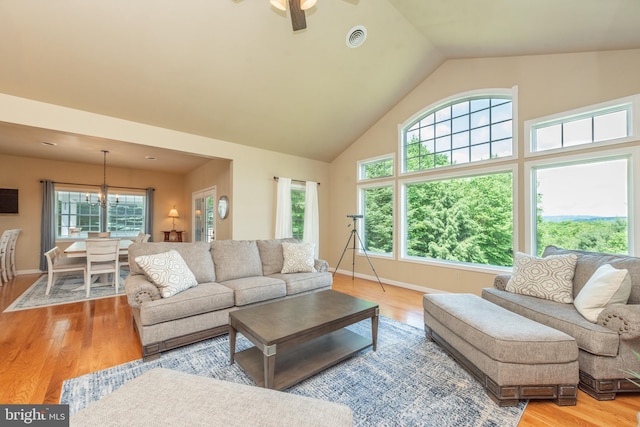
[288, 0, 307, 31]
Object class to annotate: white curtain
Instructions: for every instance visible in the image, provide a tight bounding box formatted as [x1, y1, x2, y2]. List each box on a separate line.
[275, 177, 292, 238]
[303, 181, 319, 257]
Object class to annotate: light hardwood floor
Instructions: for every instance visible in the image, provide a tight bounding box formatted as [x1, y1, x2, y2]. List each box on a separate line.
[0, 273, 637, 425]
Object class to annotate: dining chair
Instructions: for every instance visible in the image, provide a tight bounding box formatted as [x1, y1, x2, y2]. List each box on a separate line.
[0, 229, 12, 283]
[87, 231, 111, 238]
[120, 232, 147, 271]
[85, 238, 120, 297]
[8, 228, 20, 278]
[44, 246, 87, 295]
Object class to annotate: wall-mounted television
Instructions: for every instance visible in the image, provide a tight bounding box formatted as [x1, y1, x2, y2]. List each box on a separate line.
[0, 188, 19, 214]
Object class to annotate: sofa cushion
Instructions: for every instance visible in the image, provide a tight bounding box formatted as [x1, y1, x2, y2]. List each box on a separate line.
[506, 252, 577, 303]
[543, 245, 640, 304]
[135, 250, 198, 298]
[573, 264, 632, 322]
[140, 282, 235, 326]
[211, 240, 263, 282]
[256, 238, 299, 275]
[129, 242, 216, 283]
[269, 272, 332, 296]
[281, 242, 317, 273]
[482, 287, 620, 357]
[219, 276, 286, 306]
[70, 368, 354, 427]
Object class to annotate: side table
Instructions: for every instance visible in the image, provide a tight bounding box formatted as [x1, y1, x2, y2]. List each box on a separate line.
[162, 230, 183, 242]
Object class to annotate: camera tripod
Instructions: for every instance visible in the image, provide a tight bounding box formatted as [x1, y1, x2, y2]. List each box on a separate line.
[334, 215, 385, 292]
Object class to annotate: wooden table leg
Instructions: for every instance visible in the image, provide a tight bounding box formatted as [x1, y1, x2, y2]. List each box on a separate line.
[371, 310, 379, 351]
[263, 348, 276, 389]
[229, 324, 236, 364]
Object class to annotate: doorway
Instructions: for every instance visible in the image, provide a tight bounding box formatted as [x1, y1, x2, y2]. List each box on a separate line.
[192, 187, 216, 242]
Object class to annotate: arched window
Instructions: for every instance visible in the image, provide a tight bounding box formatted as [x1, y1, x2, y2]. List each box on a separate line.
[402, 95, 513, 173]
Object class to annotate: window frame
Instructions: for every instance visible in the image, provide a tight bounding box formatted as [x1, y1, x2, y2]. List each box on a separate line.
[290, 183, 306, 240]
[399, 87, 519, 177]
[55, 186, 147, 240]
[525, 94, 640, 157]
[357, 153, 395, 182]
[357, 180, 395, 259]
[524, 146, 638, 256]
[399, 163, 518, 273]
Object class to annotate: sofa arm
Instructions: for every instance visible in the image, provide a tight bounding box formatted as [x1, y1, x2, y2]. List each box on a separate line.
[125, 274, 162, 308]
[315, 259, 329, 273]
[598, 304, 640, 340]
[493, 274, 511, 291]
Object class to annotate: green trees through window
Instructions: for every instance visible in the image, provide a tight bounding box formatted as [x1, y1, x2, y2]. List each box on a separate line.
[533, 158, 628, 255]
[406, 172, 513, 267]
[358, 92, 637, 272]
[363, 186, 393, 254]
[291, 188, 305, 240]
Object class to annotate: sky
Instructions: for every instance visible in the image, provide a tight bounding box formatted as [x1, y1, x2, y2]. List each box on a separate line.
[536, 158, 628, 218]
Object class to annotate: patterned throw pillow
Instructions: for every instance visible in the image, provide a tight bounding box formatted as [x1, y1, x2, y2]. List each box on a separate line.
[135, 250, 198, 298]
[281, 242, 317, 274]
[506, 252, 578, 303]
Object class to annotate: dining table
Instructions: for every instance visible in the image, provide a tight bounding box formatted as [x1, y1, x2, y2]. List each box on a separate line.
[64, 239, 132, 258]
[64, 239, 133, 291]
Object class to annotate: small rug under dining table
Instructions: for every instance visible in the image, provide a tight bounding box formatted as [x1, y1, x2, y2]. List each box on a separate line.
[4, 271, 127, 312]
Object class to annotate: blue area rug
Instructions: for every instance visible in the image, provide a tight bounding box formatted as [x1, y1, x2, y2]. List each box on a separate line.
[4, 270, 128, 312]
[60, 317, 526, 426]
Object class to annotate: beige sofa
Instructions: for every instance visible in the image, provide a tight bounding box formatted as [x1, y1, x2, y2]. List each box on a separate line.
[482, 246, 640, 400]
[70, 368, 353, 426]
[125, 239, 332, 359]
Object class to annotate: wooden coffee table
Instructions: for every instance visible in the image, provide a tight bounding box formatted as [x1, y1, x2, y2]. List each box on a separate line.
[229, 289, 379, 390]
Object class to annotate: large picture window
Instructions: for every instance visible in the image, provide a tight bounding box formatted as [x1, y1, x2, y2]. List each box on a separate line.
[403, 170, 514, 267]
[56, 188, 146, 239]
[531, 156, 629, 256]
[525, 94, 640, 256]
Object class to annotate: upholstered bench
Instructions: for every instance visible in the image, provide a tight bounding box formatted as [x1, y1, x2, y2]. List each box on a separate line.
[70, 368, 353, 426]
[423, 293, 579, 406]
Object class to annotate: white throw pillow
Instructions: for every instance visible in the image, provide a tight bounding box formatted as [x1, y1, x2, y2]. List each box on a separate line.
[135, 250, 198, 298]
[281, 242, 317, 273]
[506, 252, 577, 303]
[573, 264, 632, 323]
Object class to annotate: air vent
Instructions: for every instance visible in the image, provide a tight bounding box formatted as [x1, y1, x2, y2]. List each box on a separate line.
[346, 25, 367, 48]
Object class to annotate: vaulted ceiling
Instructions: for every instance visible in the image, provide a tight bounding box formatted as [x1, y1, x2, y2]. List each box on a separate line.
[1, 0, 639, 171]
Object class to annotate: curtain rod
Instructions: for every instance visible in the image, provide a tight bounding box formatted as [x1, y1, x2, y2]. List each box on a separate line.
[273, 176, 320, 185]
[40, 180, 155, 191]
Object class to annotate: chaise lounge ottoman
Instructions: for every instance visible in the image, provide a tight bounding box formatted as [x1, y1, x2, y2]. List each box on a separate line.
[69, 368, 353, 426]
[423, 293, 579, 406]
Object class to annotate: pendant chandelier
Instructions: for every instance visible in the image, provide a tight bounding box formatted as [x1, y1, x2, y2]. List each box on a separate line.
[86, 150, 119, 208]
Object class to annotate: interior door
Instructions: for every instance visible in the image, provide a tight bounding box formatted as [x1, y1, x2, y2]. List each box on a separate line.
[192, 187, 216, 242]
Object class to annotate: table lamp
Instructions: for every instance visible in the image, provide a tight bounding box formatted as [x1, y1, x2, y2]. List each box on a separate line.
[168, 206, 179, 231]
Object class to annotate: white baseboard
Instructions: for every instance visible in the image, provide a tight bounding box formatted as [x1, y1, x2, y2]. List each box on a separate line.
[332, 268, 450, 295]
[14, 269, 43, 276]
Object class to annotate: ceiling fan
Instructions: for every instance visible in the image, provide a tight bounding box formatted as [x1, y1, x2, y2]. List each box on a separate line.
[270, 0, 317, 31]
